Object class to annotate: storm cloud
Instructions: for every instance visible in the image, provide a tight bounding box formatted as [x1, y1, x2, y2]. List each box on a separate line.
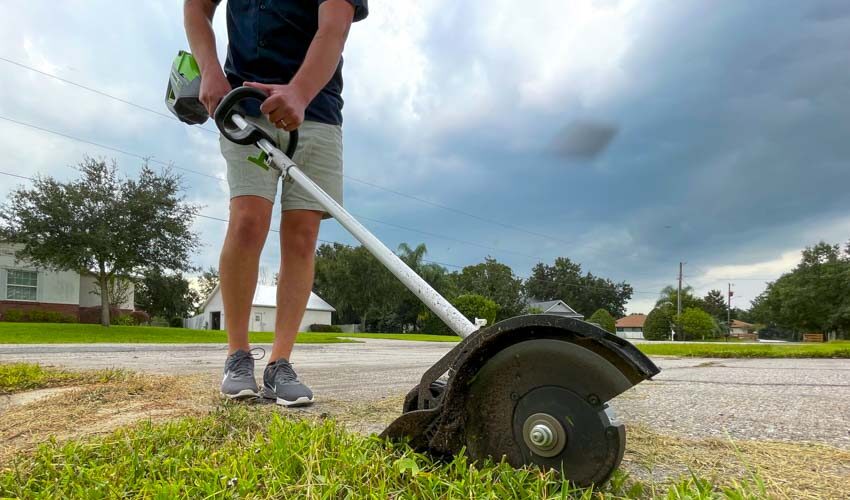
[1, 0, 848, 313]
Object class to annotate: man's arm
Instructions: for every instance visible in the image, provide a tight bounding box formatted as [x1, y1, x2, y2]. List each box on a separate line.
[184, 0, 231, 115]
[245, 0, 356, 131]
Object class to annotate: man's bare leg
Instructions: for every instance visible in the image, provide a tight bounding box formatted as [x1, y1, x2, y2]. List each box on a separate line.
[270, 209, 323, 362]
[220, 196, 273, 355]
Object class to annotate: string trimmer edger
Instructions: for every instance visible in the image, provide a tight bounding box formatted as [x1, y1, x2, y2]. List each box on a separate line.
[166, 52, 660, 486]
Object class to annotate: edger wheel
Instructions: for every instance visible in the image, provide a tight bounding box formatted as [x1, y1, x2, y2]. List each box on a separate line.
[462, 338, 626, 487]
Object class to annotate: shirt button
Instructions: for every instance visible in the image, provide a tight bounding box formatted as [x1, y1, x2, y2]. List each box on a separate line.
[259, 3, 266, 10]
[259, 40, 267, 47]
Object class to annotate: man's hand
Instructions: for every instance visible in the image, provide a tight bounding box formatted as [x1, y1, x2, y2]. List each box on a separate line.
[200, 69, 232, 117]
[244, 82, 309, 131]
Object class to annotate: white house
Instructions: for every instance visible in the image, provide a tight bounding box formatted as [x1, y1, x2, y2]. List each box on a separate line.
[0, 243, 134, 321]
[527, 299, 584, 319]
[187, 283, 335, 332]
[615, 313, 646, 340]
[729, 319, 756, 338]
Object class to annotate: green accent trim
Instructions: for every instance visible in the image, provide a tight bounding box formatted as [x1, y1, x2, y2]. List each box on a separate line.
[176, 50, 201, 81]
[247, 151, 270, 170]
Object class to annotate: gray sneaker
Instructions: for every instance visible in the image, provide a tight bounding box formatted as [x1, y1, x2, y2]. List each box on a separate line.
[221, 348, 263, 400]
[261, 359, 314, 407]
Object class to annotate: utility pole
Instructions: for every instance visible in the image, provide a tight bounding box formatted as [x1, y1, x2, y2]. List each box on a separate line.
[677, 262, 683, 341]
[727, 283, 733, 341]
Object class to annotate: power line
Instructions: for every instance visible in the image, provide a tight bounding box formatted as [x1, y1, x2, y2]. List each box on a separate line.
[341, 175, 573, 245]
[1, 169, 661, 295]
[352, 212, 541, 261]
[0, 113, 558, 264]
[0, 55, 575, 247]
[0, 115, 222, 181]
[0, 55, 219, 135]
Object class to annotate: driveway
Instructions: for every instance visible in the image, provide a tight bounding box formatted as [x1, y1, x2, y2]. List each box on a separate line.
[2, 339, 848, 449]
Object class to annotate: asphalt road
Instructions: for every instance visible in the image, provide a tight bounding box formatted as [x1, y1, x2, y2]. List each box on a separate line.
[2, 339, 848, 449]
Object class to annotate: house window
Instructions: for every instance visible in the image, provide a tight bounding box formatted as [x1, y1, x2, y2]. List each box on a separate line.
[6, 269, 38, 301]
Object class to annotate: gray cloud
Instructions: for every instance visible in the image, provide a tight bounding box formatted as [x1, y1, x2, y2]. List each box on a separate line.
[2, 1, 848, 314]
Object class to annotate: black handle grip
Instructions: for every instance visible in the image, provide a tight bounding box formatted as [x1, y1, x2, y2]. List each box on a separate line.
[213, 86, 299, 158]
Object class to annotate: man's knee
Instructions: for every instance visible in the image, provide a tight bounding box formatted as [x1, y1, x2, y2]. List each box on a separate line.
[284, 212, 322, 260]
[228, 217, 268, 249]
[227, 201, 272, 249]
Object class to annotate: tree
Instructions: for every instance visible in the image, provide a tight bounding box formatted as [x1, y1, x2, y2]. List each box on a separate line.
[0, 158, 200, 326]
[313, 242, 453, 332]
[702, 289, 728, 321]
[196, 266, 219, 306]
[454, 294, 499, 326]
[420, 294, 498, 335]
[89, 273, 134, 309]
[135, 269, 199, 325]
[587, 309, 616, 333]
[643, 305, 674, 340]
[676, 307, 716, 340]
[395, 243, 454, 329]
[656, 285, 704, 311]
[525, 257, 633, 317]
[748, 241, 850, 338]
[453, 257, 524, 320]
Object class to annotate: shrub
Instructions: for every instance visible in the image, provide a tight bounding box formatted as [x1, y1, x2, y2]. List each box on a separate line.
[420, 294, 499, 335]
[454, 294, 498, 327]
[676, 307, 719, 341]
[0, 309, 77, 323]
[419, 311, 452, 335]
[113, 315, 136, 326]
[168, 317, 184, 328]
[644, 306, 675, 340]
[150, 316, 170, 327]
[309, 324, 343, 333]
[79, 307, 122, 324]
[587, 309, 616, 333]
[130, 310, 151, 326]
[2, 310, 24, 322]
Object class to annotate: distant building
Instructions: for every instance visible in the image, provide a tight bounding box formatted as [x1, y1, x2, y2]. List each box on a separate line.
[729, 319, 755, 337]
[187, 283, 335, 332]
[527, 299, 584, 319]
[0, 243, 134, 321]
[615, 313, 646, 340]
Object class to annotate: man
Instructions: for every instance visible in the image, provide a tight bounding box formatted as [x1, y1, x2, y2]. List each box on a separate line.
[184, 0, 368, 406]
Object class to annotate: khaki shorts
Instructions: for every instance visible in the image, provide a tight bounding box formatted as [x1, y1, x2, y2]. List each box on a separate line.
[219, 118, 343, 218]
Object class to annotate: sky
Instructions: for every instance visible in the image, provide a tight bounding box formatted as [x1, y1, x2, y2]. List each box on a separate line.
[1, 0, 849, 314]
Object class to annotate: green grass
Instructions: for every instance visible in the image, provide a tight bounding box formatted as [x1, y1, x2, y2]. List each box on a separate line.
[0, 405, 766, 499]
[637, 341, 850, 358]
[0, 322, 461, 344]
[340, 332, 460, 342]
[0, 323, 356, 344]
[0, 363, 126, 395]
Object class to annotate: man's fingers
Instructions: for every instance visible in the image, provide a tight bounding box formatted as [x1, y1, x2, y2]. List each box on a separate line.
[268, 108, 301, 129]
[244, 81, 272, 94]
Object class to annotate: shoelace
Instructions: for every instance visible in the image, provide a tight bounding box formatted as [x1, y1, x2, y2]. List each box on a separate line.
[228, 347, 265, 378]
[270, 360, 298, 383]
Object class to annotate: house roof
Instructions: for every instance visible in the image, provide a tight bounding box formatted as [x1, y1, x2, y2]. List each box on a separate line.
[730, 319, 753, 328]
[252, 285, 335, 312]
[200, 283, 335, 313]
[616, 314, 646, 328]
[528, 299, 583, 317]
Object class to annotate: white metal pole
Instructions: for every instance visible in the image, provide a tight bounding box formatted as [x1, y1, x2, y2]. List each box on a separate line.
[233, 115, 479, 338]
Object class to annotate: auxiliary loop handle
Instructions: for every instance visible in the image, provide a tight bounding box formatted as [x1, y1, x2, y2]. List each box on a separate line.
[214, 86, 299, 158]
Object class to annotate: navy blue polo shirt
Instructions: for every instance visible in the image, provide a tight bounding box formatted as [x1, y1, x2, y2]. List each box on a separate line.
[215, 0, 368, 125]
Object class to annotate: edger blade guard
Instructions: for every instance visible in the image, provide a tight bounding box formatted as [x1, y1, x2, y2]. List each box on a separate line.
[381, 314, 660, 487]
